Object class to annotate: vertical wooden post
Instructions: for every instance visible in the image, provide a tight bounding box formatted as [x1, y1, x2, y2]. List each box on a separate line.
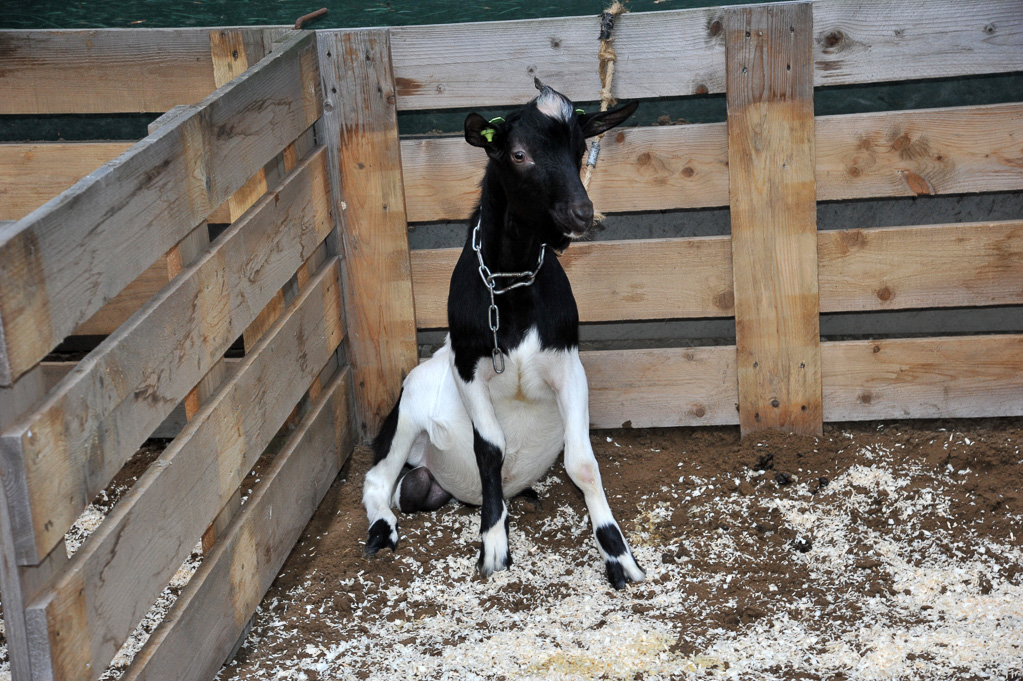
[316, 29, 417, 441]
[725, 2, 822, 436]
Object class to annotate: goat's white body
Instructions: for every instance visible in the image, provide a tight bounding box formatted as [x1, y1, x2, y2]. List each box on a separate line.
[393, 330, 568, 505]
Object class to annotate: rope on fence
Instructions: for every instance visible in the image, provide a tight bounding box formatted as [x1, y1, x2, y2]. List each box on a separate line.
[582, 1, 627, 222]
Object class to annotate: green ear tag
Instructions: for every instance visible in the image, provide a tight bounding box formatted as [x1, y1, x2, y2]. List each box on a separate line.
[480, 128, 496, 143]
[576, 108, 585, 115]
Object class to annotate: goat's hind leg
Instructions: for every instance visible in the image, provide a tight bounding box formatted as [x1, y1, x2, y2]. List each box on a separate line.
[363, 398, 424, 556]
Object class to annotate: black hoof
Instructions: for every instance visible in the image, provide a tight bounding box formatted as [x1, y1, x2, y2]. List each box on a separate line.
[605, 560, 628, 590]
[365, 518, 397, 556]
[514, 487, 543, 513]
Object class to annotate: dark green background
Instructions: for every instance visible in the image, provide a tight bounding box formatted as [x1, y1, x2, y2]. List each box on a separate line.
[1, 1, 1020, 140]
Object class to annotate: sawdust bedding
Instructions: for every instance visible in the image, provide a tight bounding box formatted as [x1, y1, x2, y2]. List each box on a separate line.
[2, 420, 1021, 681]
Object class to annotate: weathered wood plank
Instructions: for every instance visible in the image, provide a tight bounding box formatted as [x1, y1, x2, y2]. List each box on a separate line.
[402, 102, 1023, 222]
[822, 335, 1023, 421]
[388, 0, 1023, 110]
[726, 2, 822, 436]
[0, 27, 288, 114]
[410, 236, 735, 329]
[0, 142, 133, 221]
[0, 148, 333, 565]
[815, 103, 1023, 201]
[0, 30, 322, 386]
[25, 260, 345, 681]
[819, 221, 1023, 313]
[122, 367, 354, 681]
[583, 346, 739, 429]
[318, 29, 418, 440]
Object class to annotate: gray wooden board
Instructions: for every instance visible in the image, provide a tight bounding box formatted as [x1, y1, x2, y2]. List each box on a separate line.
[387, 0, 1023, 110]
[25, 259, 345, 681]
[0, 30, 322, 386]
[0, 147, 332, 566]
[121, 368, 354, 681]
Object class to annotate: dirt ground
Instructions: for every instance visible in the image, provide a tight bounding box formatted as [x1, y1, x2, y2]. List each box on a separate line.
[213, 418, 1023, 681]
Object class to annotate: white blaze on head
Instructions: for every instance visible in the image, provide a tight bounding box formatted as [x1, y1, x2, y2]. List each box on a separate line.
[536, 89, 573, 123]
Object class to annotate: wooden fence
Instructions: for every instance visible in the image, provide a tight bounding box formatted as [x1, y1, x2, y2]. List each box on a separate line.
[0, 0, 1021, 679]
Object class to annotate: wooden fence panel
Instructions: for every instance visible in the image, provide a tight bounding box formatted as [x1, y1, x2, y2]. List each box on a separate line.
[0, 149, 333, 566]
[823, 335, 1023, 421]
[726, 2, 822, 436]
[387, 0, 1023, 110]
[0, 27, 289, 114]
[317, 29, 418, 439]
[122, 368, 354, 681]
[0, 31, 322, 386]
[25, 260, 345, 681]
[819, 221, 1023, 313]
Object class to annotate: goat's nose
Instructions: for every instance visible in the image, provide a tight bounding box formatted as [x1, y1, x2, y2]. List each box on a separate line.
[572, 202, 593, 227]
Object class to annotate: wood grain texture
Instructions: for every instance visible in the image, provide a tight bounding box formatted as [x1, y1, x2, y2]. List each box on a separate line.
[318, 29, 418, 440]
[819, 221, 1023, 312]
[0, 27, 288, 114]
[401, 102, 1023, 223]
[122, 368, 354, 681]
[0, 149, 333, 565]
[583, 346, 739, 429]
[0, 31, 322, 387]
[815, 103, 1023, 201]
[822, 335, 1023, 421]
[26, 260, 345, 681]
[387, 0, 1022, 111]
[726, 2, 822, 436]
[410, 236, 735, 329]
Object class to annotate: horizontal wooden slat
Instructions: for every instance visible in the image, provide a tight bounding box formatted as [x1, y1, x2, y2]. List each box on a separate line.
[402, 103, 1023, 222]
[0, 142, 232, 226]
[25, 259, 345, 681]
[0, 142, 132, 220]
[410, 236, 735, 329]
[122, 367, 353, 681]
[389, 0, 1023, 110]
[822, 334, 1023, 421]
[583, 346, 739, 429]
[819, 221, 1023, 312]
[0, 30, 322, 386]
[0, 147, 333, 565]
[0, 27, 289, 114]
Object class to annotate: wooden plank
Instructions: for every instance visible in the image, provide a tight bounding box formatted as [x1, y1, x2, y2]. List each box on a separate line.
[25, 260, 345, 681]
[387, 0, 1023, 110]
[0, 149, 333, 566]
[812, 0, 1023, 88]
[75, 256, 173, 336]
[819, 221, 1023, 313]
[726, 3, 822, 436]
[815, 103, 1023, 201]
[0, 27, 288, 114]
[318, 29, 418, 440]
[401, 101, 1023, 223]
[122, 368, 354, 681]
[583, 346, 738, 429]
[0, 143, 133, 221]
[822, 335, 1023, 421]
[410, 236, 735, 329]
[0, 142, 233, 225]
[0, 30, 322, 386]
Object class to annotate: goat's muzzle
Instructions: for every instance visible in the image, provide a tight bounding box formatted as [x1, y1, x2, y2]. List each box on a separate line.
[558, 199, 594, 239]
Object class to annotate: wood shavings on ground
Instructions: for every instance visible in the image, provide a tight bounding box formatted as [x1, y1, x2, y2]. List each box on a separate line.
[213, 419, 1023, 681]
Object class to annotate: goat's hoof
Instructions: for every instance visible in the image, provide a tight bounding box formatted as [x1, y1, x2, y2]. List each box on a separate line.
[604, 553, 646, 590]
[514, 487, 543, 513]
[365, 518, 398, 556]
[477, 547, 512, 578]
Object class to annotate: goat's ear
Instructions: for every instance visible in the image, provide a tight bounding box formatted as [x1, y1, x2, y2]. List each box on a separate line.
[464, 113, 501, 150]
[578, 101, 639, 138]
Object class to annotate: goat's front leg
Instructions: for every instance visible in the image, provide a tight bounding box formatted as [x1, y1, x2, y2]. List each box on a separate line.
[553, 351, 645, 589]
[455, 371, 511, 577]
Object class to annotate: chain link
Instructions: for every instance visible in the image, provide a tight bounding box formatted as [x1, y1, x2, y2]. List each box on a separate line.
[471, 219, 547, 374]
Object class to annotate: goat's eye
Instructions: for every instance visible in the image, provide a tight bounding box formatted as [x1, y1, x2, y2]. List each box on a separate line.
[512, 150, 526, 163]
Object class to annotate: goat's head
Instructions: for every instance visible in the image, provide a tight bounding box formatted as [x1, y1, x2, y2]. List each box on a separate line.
[464, 79, 638, 249]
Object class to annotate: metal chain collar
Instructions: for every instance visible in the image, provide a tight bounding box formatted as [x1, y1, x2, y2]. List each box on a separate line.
[471, 219, 547, 374]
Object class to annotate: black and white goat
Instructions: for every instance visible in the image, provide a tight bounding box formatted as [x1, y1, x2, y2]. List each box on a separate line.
[362, 81, 645, 589]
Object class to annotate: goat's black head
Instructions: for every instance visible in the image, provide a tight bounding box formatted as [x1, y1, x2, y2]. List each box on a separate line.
[464, 80, 638, 249]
